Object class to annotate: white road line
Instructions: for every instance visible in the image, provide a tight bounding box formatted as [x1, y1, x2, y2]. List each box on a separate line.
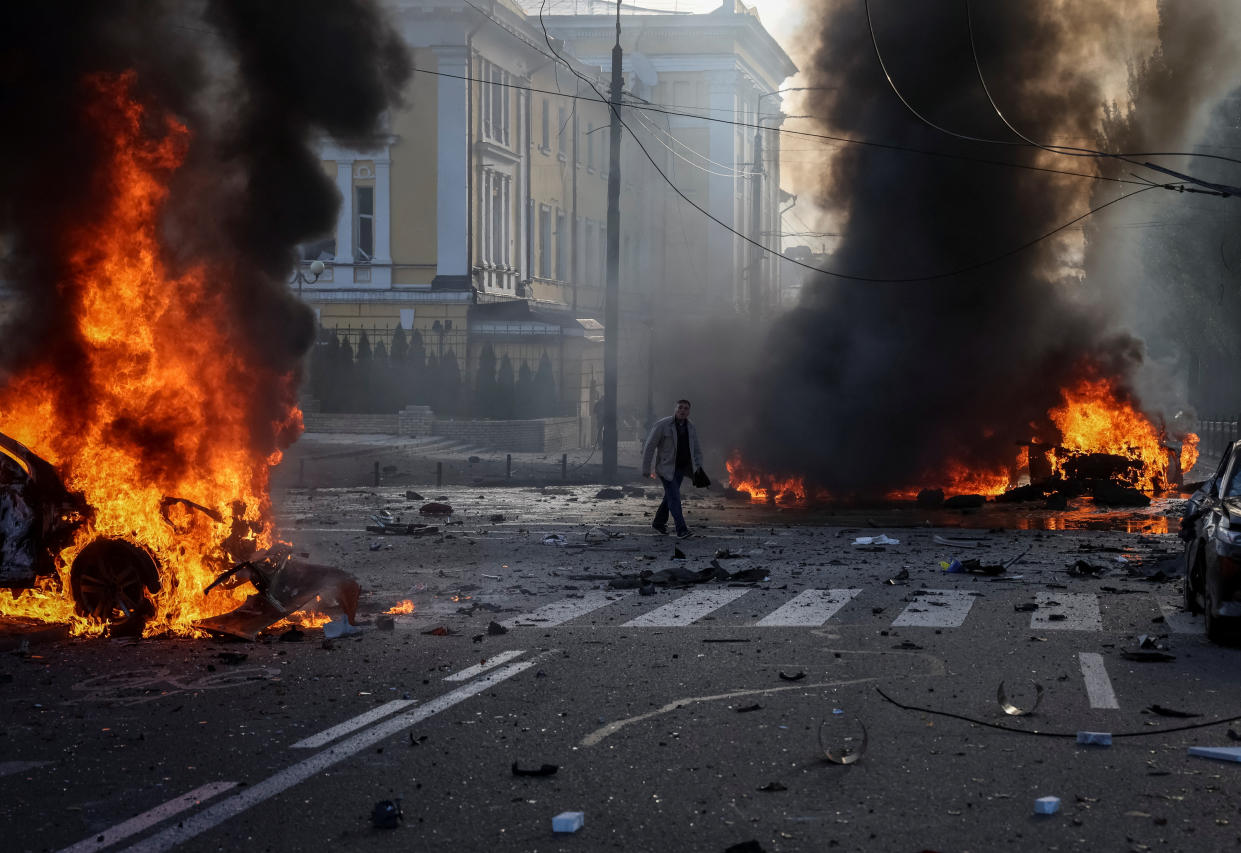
[291, 699, 417, 749]
[1033, 592, 1102, 631]
[1079, 652, 1120, 709]
[891, 590, 977, 628]
[756, 589, 862, 627]
[444, 649, 527, 681]
[56, 782, 238, 853]
[1157, 595, 1203, 634]
[119, 661, 536, 853]
[502, 591, 634, 628]
[622, 588, 751, 627]
[0, 760, 50, 777]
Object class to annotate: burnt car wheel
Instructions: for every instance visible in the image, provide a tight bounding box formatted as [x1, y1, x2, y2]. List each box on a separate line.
[69, 538, 160, 636]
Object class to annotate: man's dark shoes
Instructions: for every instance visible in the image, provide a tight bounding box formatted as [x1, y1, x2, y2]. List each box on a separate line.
[676, 529, 693, 539]
[652, 523, 668, 535]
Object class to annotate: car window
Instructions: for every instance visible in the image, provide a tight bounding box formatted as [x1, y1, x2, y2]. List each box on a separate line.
[1227, 458, 1241, 498]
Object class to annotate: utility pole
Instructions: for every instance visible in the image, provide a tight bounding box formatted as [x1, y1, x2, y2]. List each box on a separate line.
[602, 0, 622, 482]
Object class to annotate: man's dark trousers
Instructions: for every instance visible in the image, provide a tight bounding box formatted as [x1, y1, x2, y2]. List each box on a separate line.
[654, 469, 689, 534]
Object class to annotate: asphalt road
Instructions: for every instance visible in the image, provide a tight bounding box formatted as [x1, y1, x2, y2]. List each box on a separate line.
[4, 485, 1241, 853]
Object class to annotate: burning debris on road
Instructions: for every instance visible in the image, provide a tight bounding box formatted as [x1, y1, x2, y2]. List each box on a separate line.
[0, 0, 406, 639]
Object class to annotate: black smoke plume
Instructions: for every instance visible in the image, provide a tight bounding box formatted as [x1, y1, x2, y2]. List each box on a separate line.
[0, 0, 408, 455]
[738, 0, 1230, 495]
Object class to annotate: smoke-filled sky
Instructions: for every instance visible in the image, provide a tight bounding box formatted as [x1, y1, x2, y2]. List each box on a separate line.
[0, 0, 407, 456]
[734, 0, 1241, 494]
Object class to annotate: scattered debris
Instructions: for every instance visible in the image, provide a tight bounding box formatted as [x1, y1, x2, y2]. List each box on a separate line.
[419, 502, 453, 516]
[672, 547, 687, 560]
[714, 548, 742, 559]
[421, 626, 458, 636]
[941, 558, 1004, 576]
[756, 781, 787, 792]
[886, 568, 910, 584]
[279, 627, 304, 643]
[541, 533, 566, 546]
[778, 670, 806, 682]
[723, 842, 766, 853]
[216, 651, 248, 665]
[324, 618, 361, 639]
[853, 534, 899, 546]
[552, 811, 585, 833]
[1034, 796, 1061, 815]
[1188, 746, 1241, 764]
[487, 620, 508, 636]
[1068, 560, 1107, 578]
[933, 534, 984, 549]
[375, 615, 395, 631]
[944, 494, 986, 509]
[371, 799, 403, 829]
[584, 526, 623, 544]
[488, 513, 506, 524]
[1076, 731, 1113, 746]
[404, 490, 423, 500]
[916, 488, 944, 508]
[997, 681, 1044, 717]
[1013, 602, 1039, 613]
[736, 704, 763, 713]
[1146, 705, 1200, 719]
[594, 488, 624, 500]
[1121, 650, 1176, 663]
[511, 761, 558, 777]
[819, 717, 868, 765]
[197, 552, 361, 642]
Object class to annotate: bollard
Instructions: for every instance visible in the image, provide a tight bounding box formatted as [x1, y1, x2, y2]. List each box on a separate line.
[374, 461, 380, 487]
[562, 453, 568, 480]
[506, 454, 512, 479]
[436, 461, 443, 487]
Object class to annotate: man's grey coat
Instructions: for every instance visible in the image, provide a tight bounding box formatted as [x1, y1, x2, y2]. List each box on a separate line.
[642, 416, 704, 481]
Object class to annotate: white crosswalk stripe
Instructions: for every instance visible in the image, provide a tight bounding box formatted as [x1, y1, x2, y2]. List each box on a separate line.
[622, 588, 751, 627]
[497, 588, 1199, 635]
[1032, 592, 1102, 631]
[501, 591, 634, 628]
[756, 589, 862, 627]
[892, 590, 978, 628]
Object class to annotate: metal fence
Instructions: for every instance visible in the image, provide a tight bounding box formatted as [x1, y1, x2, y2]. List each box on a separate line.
[1198, 416, 1241, 460]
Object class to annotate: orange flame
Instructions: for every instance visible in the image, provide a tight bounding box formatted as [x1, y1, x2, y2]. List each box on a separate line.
[726, 451, 813, 502]
[1180, 432, 1200, 474]
[0, 72, 301, 636]
[386, 599, 415, 615]
[1048, 378, 1166, 491]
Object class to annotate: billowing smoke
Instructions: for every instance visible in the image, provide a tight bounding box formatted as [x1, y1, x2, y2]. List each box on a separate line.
[0, 0, 408, 455]
[738, 0, 1238, 495]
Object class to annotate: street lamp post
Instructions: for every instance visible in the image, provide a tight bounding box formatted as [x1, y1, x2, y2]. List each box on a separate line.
[293, 259, 326, 301]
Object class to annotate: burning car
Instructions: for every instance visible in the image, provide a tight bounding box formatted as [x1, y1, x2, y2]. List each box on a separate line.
[1181, 438, 1241, 643]
[0, 430, 161, 636]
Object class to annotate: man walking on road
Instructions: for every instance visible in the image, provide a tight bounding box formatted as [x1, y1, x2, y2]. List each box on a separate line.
[642, 399, 704, 538]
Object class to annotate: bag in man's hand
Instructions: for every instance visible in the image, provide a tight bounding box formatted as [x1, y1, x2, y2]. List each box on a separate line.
[692, 467, 711, 488]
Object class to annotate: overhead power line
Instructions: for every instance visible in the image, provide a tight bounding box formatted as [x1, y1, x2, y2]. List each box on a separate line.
[525, 2, 1168, 283]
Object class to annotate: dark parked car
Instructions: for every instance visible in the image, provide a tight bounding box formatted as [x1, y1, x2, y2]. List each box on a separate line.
[1182, 438, 1241, 643]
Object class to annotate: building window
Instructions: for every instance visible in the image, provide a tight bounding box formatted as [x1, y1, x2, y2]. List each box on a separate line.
[538, 205, 552, 278]
[557, 106, 567, 157]
[541, 99, 550, 151]
[399, 308, 414, 330]
[355, 185, 374, 262]
[480, 59, 510, 146]
[479, 168, 511, 276]
[555, 209, 567, 281]
[586, 122, 594, 171]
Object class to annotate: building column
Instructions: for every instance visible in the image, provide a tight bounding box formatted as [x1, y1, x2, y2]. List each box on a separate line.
[434, 45, 470, 288]
[334, 159, 354, 264]
[372, 156, 392, 286]
[706, 70, 737, 306]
